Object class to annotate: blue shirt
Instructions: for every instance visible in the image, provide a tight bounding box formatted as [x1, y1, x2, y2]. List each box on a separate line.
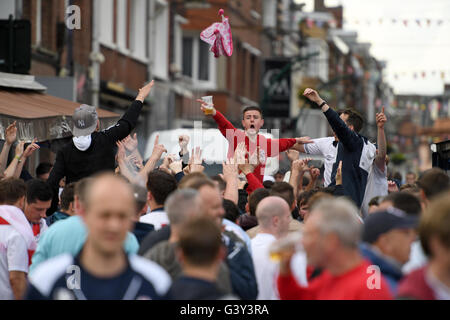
[29, 216, 139, 274]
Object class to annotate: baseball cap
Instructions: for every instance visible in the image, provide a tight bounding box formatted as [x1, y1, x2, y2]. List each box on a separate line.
[362, 207, 419, 244]
[72, 104, 98, 137]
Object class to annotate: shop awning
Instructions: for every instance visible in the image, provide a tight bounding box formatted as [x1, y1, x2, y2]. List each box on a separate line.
[0, 89, 120, 142]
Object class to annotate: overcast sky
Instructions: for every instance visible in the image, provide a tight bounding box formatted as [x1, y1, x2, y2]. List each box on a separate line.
[299, 0, 450, 95]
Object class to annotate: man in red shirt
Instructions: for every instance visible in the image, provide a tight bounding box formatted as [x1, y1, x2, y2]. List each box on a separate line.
[197, 99, 311, 183]
[277, 198, 393, 300]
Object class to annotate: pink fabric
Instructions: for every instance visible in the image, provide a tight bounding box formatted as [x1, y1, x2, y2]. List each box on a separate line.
[200, 14, 233, 58]
[0, 205, 36, 252]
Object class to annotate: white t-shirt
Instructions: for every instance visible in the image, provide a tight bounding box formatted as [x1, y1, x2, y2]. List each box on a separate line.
[304, 137, 337, 187]
[361, 163, 388, 218]
[0, 225, 29, 300]
[251, 233, 279, 300]
[139, 210, 169, 231]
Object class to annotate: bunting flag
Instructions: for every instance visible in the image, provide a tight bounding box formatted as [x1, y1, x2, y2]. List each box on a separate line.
[416, 19, 421, 27]
[306, 18, 314, 28]
[403, 20, 409, 27]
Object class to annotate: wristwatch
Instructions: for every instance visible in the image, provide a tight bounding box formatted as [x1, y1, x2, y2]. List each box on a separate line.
[318, 100, 327, 108]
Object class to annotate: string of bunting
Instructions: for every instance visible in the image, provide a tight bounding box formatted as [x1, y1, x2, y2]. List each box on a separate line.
[343, 18, 450, 27]
[389, 70, 450, 80]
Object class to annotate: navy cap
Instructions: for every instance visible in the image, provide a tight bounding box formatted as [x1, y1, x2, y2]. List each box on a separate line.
[362, 207, 419, 244]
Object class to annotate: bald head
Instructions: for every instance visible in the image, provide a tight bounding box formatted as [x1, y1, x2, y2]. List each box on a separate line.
[81, 173, 136, 255]
[256, 196, 291, 238]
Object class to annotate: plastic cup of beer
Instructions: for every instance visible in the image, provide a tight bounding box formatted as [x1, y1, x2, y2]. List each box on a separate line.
[201, 96, 214, 115]
[268, 232, 303, 262]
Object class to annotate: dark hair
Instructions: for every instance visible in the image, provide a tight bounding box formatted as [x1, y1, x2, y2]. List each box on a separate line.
[242, 106, 263, 119]
[0, 178, 27, 205]
[223, 199, 240, 223]
[297, 189, 316, 207]
[211, 175, 226, 192]
[263, 180, 274, 189]
[26, 179, 53, 204]
[341, 109, 364, 133]
[60, 183, 75, 211]
[178, 216, 223, 266]
[400, 183, 420, 193]
[417, 168, 450, 200]
[270, 182, 295, 207]
[248, 188, 270, 216]
[35, 162, 53, 178]
[382, 191, 422, 216]
[368, 196, 381, 207]
[146, 170, 178, 205]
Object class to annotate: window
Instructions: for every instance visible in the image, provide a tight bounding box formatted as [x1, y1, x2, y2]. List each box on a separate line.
[130, 0, 147, 60]
[198, 40, 209, 81]
[99, 0, 114, 45]
[0, 0, 15, 19]
[116, 0, 127, 51]
[304, 38, 329, 82]
[182, 37, 193, 77]
[182, 33, 216, 88]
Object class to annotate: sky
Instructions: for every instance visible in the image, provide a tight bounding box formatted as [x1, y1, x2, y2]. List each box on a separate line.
[298, 0, 450, 95]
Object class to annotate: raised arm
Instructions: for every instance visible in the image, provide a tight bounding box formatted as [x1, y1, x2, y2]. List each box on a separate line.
[1, 122, 17, 174]
[197, 98, 236, 138]
[104, 80, 154, 142]
[303, 88, 361, 151]
[374, 107, 387, 172]
[266, 137, 313, 157]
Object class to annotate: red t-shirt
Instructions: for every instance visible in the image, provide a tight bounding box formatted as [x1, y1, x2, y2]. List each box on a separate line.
[213, 111, 296, 183]
[277, 259, 393, 300]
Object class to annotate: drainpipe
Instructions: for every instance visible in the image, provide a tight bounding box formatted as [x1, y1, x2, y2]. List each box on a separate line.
[90, 0, 101, 107]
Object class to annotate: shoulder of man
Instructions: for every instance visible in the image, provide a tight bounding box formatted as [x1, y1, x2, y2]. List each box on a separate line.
[28, 254, 74, 298]
[128, 254, 172, 297]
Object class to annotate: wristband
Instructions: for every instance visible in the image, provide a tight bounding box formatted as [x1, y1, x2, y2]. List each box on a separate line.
[15, 155, 22, 163]
[318, 101, 327, 108]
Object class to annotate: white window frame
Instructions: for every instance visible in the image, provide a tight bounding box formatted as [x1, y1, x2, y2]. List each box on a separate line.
[116, 0, 129, 55]
[129, 0, 148, 63]
[152, 0, 169, 80]
[181, 31, 217, 90]
[99, 0, 114, 48]
[173, 14, 188, 76]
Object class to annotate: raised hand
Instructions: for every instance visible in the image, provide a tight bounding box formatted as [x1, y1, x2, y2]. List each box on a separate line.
[150, 135, 167, 160]
[292, 158, 311, 173]
[116, 141, 126, 161]
[23, 139, 40, 158]
[122, 133, 138, 152]
[169, 159, 183, 174]
[310, 167, 320, 180]
[136, 80, 155, 102]
[5, 121, 17, 146]
[388, 180, 399, 193]
[196, 98, 217, 116]
[285, 149, 299, 163]
[222, 158, 238, 183]
[376, 106, 387, 129]
[14, 141, 25, 158]
[178, 135, 190, 152]
[189, 147, 205, 173]
[303, 88, 322, 104]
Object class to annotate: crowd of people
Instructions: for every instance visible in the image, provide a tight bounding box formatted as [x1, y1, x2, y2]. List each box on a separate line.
[0, 81, 449, 300]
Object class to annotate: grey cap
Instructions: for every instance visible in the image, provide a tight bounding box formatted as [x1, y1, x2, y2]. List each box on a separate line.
[72, 104, 98, 137]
